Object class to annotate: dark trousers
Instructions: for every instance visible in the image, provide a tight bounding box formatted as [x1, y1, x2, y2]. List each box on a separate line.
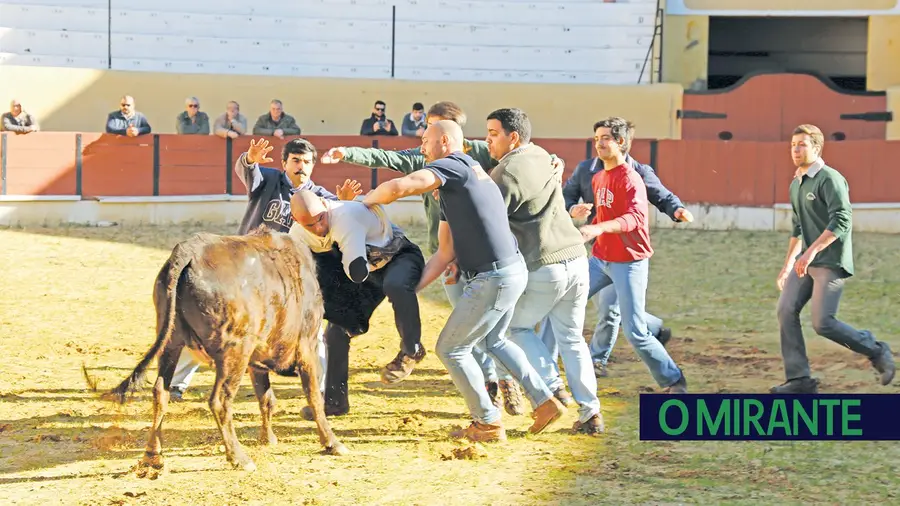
[777, 266, 881, 380]
[315, 238, 425, 409]
[366, 247, 424, 357]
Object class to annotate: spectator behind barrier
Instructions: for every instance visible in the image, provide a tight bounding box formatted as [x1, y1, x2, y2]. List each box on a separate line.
[176, 96, 210, 135]
[106, 95, 152, 137]
[253, 99, 301, 139]
[360, 100, 399, 136]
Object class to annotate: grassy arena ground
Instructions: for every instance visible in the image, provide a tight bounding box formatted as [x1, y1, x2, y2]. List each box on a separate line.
[0, 223, 898, 505]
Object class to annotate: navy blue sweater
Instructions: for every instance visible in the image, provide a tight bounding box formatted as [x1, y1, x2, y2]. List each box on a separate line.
[562, 154, 684, 223]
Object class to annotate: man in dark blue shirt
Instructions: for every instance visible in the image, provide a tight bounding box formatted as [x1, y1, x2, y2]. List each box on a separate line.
[540, 121, 693, 379]
[363, 120, 565, 442]
[169, 138, 362, 402]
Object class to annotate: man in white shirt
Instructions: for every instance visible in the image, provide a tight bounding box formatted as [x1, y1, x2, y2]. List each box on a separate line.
[290, 190, 426, 418]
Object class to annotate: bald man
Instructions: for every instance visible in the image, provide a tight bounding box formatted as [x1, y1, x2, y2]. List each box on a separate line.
[105, 95, 151, 137]
[290, 190, 426, 418]
[363, 120, 564, 442]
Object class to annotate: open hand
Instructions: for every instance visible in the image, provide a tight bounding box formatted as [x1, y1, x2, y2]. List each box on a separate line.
[336, 179, 363, 201]
[247, 138, 275, 165]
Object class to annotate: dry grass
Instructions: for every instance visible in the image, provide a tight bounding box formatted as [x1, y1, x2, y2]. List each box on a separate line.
[0, 223, 898, 505]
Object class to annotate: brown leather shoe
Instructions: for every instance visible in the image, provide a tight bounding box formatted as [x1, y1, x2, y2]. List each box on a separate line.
[450, 421, 507, 442]
[528, 397, 565, 434]
[381, 346, 426, 384]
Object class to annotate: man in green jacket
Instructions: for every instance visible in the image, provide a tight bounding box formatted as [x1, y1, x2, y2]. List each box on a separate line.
[321, 101, 563, 416]
[772, 123, 895, 393]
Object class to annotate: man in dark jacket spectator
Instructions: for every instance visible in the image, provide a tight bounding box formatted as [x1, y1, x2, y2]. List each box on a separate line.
[360, 100, 399, 136]
[540, 120, 693, 378]
[105, 95, 151, 137]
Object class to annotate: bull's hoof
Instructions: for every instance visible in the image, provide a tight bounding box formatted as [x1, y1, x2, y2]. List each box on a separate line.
[325, 442, 350, 456]
[229, 454, 257, 473]
[259, 432, 278, 446]
[133, 453, 165, 479]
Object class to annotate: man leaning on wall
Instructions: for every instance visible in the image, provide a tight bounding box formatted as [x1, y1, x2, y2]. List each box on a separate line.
[106, 95, 152, 137]
[176, 96, 210, 135]
[213, 101, 248, 139]
[253, 99, 301, 139]
[1, 100, 39, 135]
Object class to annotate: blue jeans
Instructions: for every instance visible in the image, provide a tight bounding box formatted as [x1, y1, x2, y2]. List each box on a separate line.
[435, 255, 553, 425]
[540, 255, 664, 366]
[583, 258, 682, 387]
[443, 271, 512, 383]
[507, 257, 600, 423]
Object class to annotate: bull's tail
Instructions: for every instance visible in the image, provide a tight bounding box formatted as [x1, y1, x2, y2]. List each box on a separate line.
[106, 243, 192, 404]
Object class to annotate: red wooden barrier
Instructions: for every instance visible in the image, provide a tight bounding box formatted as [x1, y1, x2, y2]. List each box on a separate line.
[3, 132, 900, 204]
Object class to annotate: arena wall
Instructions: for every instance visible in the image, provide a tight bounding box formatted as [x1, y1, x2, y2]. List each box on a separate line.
[2, 133, 899, 233]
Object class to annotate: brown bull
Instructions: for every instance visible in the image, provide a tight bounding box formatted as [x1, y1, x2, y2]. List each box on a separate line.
[107, 225, 348, 475]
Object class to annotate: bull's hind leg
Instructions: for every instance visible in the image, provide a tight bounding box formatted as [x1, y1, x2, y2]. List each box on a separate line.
[299, 340, 349, 456]
[250, 369, 278, 446]
[135, 344, 181, 479]
[209, 351, 256, 472]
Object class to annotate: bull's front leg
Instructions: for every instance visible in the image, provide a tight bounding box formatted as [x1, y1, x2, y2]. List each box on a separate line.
[250, 368, 278, 446]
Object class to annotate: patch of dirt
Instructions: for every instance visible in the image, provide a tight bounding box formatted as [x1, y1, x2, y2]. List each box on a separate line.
[441, 444, 489, 461]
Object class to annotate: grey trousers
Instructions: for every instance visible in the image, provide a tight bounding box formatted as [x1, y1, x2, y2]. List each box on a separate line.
[776, 266, 881, 380]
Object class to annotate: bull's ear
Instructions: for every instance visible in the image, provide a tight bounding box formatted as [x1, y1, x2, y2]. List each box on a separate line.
[348, 257, 369, 283]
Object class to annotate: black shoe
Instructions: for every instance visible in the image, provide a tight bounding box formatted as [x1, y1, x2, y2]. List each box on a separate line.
[871, 342, 896, 386]
[770, 376, 819, 394]
[656, 327, 672, 347]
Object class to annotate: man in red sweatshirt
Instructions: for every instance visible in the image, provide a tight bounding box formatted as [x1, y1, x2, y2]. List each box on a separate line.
[579, 116, 687, 393]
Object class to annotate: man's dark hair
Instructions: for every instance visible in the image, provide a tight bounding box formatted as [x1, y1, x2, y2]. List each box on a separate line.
[593, 116, 630, 154]
[412, 102, 424, 111]
[374, 100, 386, 108]
[282, 138, 317, 162]
[486, 108, 532, 145]
[427, 101, 467, 127]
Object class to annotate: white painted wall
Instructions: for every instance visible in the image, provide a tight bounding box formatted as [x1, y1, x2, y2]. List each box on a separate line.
[0, 0, 659, 84]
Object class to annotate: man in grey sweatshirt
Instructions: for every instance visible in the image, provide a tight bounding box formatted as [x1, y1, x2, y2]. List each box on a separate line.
[485, 108, 603, 435]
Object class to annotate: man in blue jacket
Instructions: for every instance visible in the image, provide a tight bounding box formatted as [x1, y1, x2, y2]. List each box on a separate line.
[540, 120, 693, 379]
[169, 138, 362, 401]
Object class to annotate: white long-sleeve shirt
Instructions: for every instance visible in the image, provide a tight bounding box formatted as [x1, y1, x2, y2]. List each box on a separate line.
[290, 200, 399, 281]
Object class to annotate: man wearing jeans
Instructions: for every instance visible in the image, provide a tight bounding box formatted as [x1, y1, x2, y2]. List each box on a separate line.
[363, 120, 565, 442]
[321, 101, 540, 415]
[771, 124, 895, 393]
[484, 108, 602, 434]
[579, 117, 687, 393]
[541, 120, 692, 378]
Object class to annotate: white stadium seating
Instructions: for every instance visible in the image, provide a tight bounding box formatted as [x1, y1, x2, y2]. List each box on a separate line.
[0, 0, 659, 84]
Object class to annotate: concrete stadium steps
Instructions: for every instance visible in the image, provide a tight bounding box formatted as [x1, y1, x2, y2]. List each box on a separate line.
[0, 0, 658, 84]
